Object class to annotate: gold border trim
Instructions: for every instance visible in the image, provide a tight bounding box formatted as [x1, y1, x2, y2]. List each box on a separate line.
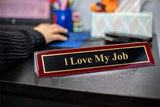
[41, 45, 150, 74]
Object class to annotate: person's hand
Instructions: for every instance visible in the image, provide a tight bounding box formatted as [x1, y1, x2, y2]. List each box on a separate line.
[34, 23, 68, 44]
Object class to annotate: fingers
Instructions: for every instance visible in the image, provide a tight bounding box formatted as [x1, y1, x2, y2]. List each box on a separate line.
[45, 33, 68, 44]
[41, 23, 68, 34]
[51, 28, 68, 34]
[41, 24, 67, 33]
[45, 34, 68, 43]
[34, 23, 69, 44]
[49, 24, 59, 28]
[49, 25, 68, 34]
[39, 23, 51, 26]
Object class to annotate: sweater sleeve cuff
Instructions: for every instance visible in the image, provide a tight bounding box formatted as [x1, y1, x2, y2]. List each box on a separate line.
[20, 29, 46, 51]
[31, 29, 46, 50]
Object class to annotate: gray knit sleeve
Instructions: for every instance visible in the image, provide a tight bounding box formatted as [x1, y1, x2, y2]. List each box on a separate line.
[0, 29, 46, 73]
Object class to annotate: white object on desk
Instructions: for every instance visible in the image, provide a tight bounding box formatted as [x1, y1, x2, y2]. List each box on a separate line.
[91, 12, 152, 39]
[116, 0, 146, 13]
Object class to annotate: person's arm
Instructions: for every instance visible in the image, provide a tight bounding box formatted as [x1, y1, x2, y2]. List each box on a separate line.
[0, 23, 68, 73]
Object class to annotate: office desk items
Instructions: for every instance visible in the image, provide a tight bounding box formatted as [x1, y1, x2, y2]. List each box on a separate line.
[90, 2, 106, 12]
[56, 0, 62, 9]
[91, 12, 153, 39]
[72, 12, 83, 32]
[105, 33, 152, 44]
[69, 0, 73, 5]
[90, 0, 118, 13]
[52, 2, 60, 9]
[49, 32, 90, 48]
[53, 9, 72, 32]
[52, 0, 74, 31]
[115, 0, 146, 13]
[69, 0, 75, 9]
[34, 42, 154, 77]
[91, 0, 152, 40]
[72, 12, 81, 21]
[0, 0, 52, 32]
[60, 0, 68, 10]
[59, 33, 69, 38]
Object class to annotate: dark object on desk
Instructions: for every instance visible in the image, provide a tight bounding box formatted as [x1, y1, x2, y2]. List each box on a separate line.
[59, 33, 69, 38]
[105, 33, 152, 44]
[49, 33, 69, 44]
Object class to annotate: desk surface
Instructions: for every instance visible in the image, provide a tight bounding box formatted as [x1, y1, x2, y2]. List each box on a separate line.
[1, 35, 160, 106]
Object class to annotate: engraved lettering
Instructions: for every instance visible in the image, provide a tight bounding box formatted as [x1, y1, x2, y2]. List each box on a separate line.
[94, 54, 104, 63]
[122, 52, 128, 60]
[104, 56, 109, 64]
[77, 58, 82, 64]
[66, 57, 93, 66]
[118, 55, 122, 60]
[112, 53, 117, 61]
[82, 58, 87, 64]
[94, 54, 109, 64]
[70, 57, 77, 65]
[88, 57, 92, 63]
[112, 52, 128, 61]
[64, 58, 68, 66]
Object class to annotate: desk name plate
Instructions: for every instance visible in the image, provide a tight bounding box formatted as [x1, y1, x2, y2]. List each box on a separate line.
[34, 42, 154, 78]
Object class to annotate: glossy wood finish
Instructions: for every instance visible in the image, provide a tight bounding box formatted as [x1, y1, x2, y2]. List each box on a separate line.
[35, 42, 154, 77]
